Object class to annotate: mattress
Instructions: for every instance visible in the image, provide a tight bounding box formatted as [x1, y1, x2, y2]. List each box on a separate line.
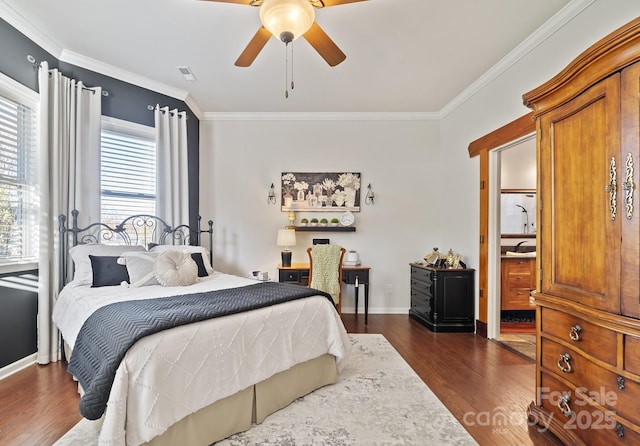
[53, 272, 351, 445]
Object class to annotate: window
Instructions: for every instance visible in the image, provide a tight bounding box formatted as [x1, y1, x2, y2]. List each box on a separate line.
[0, 74, 38, 266]
[100, 117, 156, 225]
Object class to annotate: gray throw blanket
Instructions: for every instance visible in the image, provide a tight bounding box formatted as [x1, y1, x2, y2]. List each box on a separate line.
[68, 282, 333, 420]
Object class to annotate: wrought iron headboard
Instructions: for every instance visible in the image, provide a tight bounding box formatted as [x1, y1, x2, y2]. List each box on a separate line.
[58, 209, 213, 288]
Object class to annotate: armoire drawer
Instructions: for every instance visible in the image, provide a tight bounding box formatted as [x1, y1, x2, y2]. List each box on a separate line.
[539, 372, 640, 445]
[541, 338, 640, 423]
[540, 307, 617, 366]
[624, 335, 640, 377]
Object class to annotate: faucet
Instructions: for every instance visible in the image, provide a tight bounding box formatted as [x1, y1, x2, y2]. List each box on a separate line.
[515, 240, 527, 252]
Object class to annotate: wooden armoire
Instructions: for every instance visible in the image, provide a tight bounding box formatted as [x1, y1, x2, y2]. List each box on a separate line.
[523, 17, 640, 445]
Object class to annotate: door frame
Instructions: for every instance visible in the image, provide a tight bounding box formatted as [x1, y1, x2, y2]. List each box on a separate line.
[467, 112, 535, 337]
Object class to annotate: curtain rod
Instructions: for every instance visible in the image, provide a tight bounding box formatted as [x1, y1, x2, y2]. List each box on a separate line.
[28, 55, 109, 96]
[148, 104, 188, 119]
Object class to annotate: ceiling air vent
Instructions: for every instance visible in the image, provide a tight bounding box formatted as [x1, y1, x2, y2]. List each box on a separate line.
[177, 66, 196, 81]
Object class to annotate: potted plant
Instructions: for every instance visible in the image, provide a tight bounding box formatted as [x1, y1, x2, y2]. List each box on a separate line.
[319, 218, 328, 227]
[330, 217, 339, 227]
[299, 218, 309, 226]
[310, 218, 319, 226]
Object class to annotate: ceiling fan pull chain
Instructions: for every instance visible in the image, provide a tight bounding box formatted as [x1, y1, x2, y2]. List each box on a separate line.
[291, 42, 295, 91]
[285, 42, 289, 99]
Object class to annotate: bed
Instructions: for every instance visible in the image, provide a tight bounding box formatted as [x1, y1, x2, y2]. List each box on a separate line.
[52, 211, 351, 445]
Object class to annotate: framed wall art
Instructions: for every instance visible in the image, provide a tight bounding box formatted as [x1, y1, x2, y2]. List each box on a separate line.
[281, 172, 361, 212]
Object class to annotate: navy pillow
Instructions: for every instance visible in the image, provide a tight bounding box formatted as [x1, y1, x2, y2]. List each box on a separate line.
[191, 253, 209, 277]
[89, 255, 130, 287]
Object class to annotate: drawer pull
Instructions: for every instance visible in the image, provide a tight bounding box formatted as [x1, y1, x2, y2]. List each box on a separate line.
[617, 376, 625, 391]
[558, 392, 572, 416]
[557, 353, 572, 373]
[616, 422, 624, 438]
[569, 324, 582, 341]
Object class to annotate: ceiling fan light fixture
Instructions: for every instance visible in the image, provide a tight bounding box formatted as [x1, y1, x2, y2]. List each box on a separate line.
[259, 0, 315, 43]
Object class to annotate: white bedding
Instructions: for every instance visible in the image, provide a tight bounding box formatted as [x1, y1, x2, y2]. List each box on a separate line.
[53, 272, 351, 445]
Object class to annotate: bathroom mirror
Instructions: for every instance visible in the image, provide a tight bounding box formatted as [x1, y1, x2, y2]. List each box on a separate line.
[501, 189, 536, 237]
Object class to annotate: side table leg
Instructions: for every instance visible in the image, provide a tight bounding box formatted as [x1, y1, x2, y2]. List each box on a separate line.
[364, 284, 369, 325]
[354, 284, 359, 316]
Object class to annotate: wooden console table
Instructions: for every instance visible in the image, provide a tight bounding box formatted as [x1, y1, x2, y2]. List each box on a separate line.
[277, 263, 371, 324]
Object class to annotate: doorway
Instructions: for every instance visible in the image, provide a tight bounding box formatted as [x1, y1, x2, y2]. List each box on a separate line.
[488, 135, 536, 360]
[466, 111, 535, 341]
[488, 135, 536, 338]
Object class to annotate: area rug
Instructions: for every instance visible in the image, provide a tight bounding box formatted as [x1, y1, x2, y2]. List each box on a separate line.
[54, 334, 477, 445]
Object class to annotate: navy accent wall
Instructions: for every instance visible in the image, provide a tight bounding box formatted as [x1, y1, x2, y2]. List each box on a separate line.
[0, 272, 38, 368]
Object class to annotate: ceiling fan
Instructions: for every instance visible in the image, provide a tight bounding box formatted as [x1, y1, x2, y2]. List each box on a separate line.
[204, 0, 367, 67]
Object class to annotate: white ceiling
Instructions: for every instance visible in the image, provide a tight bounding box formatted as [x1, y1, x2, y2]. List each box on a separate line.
[1, 0, 575, 116]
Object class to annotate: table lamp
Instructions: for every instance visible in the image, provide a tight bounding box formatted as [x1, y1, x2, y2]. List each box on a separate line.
[277, 228, 296, 267]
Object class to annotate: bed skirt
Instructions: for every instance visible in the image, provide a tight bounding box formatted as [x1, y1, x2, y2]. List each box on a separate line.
[141, 353, 337, 445]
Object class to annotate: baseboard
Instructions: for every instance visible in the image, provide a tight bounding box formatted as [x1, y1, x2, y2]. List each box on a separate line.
[341, 307, 410, 315]
[0, 353, 36, 380]
[475, 320, 488, 338]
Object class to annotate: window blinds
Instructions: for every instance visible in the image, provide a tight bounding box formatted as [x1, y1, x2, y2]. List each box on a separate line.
[100, 128, 156, 224]
[0, 94, 38, 262]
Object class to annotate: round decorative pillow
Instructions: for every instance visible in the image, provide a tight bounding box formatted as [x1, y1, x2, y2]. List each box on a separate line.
[154, 250, 198, 287]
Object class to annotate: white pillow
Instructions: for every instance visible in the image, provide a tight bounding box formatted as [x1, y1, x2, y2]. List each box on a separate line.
[150, 245, 214, 275]
[69, 244, 146, 286]
[154, 251, 198, 287]
[117, 252, 160, 287]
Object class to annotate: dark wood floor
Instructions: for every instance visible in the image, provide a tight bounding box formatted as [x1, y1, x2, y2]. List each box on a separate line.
[0, 314, 562, 446]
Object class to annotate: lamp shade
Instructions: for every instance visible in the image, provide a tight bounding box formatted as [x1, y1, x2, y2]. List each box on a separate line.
[260, 0, 315, 43]
[277, 228, 297, 248]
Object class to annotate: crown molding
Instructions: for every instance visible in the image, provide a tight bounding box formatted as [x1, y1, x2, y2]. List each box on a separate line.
[439, 0, 596, 118]
[61, 50, 184, 99]
[1, 0, 596, 122]
[0, 2, 62, 58]
[202, 111, 441, 121]
[202, 0, 596, 121]
[183, 93, 204, 120]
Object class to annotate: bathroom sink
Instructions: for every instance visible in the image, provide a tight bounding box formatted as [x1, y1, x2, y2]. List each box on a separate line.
[505, 251, 536, 257]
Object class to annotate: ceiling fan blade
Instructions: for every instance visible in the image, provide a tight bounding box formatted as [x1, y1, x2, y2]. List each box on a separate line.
[235, 27, 272, 67]
[313, 0, 367, 7]
[302, 22, 346, 67]
[200, 0, 255, 5]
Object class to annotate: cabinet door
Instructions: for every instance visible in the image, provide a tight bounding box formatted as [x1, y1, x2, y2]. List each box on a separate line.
[621, 61, 640, 318]
[538, 74, 621, 313]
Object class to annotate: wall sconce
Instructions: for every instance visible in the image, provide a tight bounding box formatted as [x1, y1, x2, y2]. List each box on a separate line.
[365, 183, 374, 205]
[267, 183, 276, 204]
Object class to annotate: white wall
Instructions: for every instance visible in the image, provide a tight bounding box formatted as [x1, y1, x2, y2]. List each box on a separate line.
[199, 119, 440, 313]
[501, 139, 536, 190]
[438, 0, 638, 311]
[201, 0, 639, 314]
